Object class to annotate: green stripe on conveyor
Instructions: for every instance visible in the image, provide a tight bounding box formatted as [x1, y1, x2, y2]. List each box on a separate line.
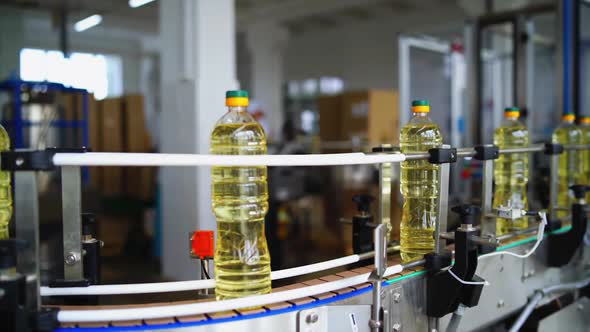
[496, 225, 572, 251]
[378, 225, 573, 287]
[384, 270, 427, 285]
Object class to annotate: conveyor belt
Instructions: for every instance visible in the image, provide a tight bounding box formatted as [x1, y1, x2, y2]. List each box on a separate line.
[54, 256, 419, 329]
[52, 224, 562, 330]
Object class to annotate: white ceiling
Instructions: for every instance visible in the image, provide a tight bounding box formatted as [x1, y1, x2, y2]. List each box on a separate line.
[0, 0, 463, 36]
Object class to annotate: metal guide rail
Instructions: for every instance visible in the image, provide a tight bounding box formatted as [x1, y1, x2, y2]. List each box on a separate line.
[1, 142, 589, 332]
[50, 225, 580, 331]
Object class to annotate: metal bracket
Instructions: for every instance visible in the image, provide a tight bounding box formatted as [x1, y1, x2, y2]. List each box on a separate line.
[479, 159, 495, 252]
[369, 224, 387, 332]
[388, 286, 404, 332]
[435, 162, 450, 254]
[0, 147, 87, 172]
[298, 305, 371, 332]
[372, 144, 396, 242]
[14, 171, 40, 312]
[61, 166, 84, 281]
[549, 153, 560, 222]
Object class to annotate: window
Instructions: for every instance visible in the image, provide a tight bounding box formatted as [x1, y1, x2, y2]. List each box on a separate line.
[19, 48, 122, 100]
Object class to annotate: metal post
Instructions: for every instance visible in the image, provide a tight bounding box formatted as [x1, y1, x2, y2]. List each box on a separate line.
[435, 163, 450, 254]
[480, 159, 495, 238]
[15, 171, 40, 311]
[379, 161, 392, 242]
[369, 224, 386, 332]
[13, 86, 23, 149]
[550, 154, 560, 221]
[62, 166, 84, 281]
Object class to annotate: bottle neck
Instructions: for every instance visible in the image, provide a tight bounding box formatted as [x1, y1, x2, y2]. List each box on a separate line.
[228, 106, 247, 113]
[412, 112, 428, 118]
[505, 115, 519, 121]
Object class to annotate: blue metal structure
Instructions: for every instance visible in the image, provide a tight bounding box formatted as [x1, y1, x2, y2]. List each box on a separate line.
[0, 78, 89, 149]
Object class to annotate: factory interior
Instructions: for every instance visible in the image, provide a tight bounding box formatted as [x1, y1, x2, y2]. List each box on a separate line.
[1, 0, 590, 331]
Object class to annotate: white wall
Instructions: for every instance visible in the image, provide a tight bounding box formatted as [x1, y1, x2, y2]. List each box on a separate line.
[2, 8, 156, 96]
[283, 5, 466, 91]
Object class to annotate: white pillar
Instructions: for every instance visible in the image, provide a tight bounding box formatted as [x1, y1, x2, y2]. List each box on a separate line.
[246, 23, 289, 141]
[0, 8, 24, 79]
[159, 0, 238, 280]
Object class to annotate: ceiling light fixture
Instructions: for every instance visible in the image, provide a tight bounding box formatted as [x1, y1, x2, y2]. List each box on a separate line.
[74, 14, 103, 32]
[129, 0, 156, 8]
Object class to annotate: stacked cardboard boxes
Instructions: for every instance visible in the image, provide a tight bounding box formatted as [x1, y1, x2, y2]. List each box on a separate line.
[318, 90, 399, 151]
[318, 90, 402, 244]
[90, 95, 156, 201]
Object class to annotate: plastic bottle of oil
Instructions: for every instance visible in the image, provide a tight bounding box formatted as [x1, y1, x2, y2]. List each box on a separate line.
[210, 90, 271, 300]
[400, 100, 442, 262]
[0, 124, 12, 239]
[552, 113, 583, 219]
[580, 116, 590, 201]
[493, 107, 529, 235]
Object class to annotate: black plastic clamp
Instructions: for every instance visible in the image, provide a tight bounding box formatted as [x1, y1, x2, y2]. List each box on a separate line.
[0, 147, 88, 172]
[426, 205, 485, 317]
[547, 185, 589, 267]
[428, 147, 457, 164]
[0, 239, 59, 332]
[544, 142, 564, 155]
[473, 144, 499, 161]
[351, 195, 375, 254]
[371, 145, 396, 153]
[82, 213, 101, 285]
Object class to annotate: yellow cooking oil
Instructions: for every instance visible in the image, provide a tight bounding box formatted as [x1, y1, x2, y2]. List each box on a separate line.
[580, 116, 590, 201]
[211, 90, 271, 300]
[0, 124, 12, 239]
[552, 113, 583, 220]
[400, 100, 442, 262]
[493, 108, 529, 235]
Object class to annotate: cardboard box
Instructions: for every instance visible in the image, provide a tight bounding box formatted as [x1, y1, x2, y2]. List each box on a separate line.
[99, 98, 124, 196]
[85, 94, 101, 189]
[122, 95, 152, 152]
[97, 215, 131, 256]
[318, 90, 399, 151]
[121, 95, 156, 200]
[126, 167, 157, 202]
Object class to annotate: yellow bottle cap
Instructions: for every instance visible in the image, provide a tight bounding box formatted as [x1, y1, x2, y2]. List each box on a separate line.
[226, 90, 249, 107]
[504, 107, 520, 118]
[562, 113, 575, 122]
[411, 100, 430, 113]
[581, 116, 590, 124]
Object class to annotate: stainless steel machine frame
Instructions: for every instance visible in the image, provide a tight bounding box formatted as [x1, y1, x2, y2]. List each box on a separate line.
[6, 141, 589, 331]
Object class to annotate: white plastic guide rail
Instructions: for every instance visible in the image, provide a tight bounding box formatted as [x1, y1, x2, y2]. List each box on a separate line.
[41, 253, 363, 296]
[56, 264, 403, 323]
[52, 152, 406, 167]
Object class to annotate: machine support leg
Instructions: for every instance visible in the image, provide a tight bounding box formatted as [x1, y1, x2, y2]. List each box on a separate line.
[369, 224, 387, 332]
[61, 166, 84, 281]
[549, 154, 560, 221]
[435, 162, 450, 254]
[15, 171, 40, 312]
[378, 161, 392, 242]
[480, 159, 495, 239]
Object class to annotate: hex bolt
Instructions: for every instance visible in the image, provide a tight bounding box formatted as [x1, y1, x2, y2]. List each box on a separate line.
[392, 323, 401, 331]
[64, 252, 80, 266]
[497, 299, 505, 308]
[369, 320, 382, 328]
[577, 304, 584, 311]
[306, 312, 319, 324]
[393, 292, 401, 303]
[15, 157, 24, 167]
